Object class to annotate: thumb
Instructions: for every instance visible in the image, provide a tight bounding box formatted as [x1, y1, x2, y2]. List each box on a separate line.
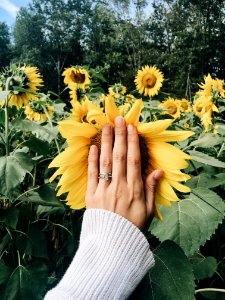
[145, 169, 163, 218]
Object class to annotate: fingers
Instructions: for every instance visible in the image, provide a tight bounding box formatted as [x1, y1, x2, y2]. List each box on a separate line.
[145, 170, 163, 217]
[86, 145, 99, 197]
[99, 124, 113, 187]
[126, 124, 142, 186]
[112, 116, 127, 179]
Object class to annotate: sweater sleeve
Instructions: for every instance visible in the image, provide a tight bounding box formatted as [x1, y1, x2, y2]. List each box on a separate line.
[44, 209, 155, 300]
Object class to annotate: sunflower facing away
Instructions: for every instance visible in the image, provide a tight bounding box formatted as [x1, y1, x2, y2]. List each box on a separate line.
[49, 97, 193, 220]
[0, 65, 43, 108]
[25, 100, 54, 122]
[108, 83, 127, 99]
[62, 67, 91, 91]
[135, 65, 164, 97]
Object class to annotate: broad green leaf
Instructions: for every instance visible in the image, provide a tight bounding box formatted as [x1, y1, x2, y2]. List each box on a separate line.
[0, 154, 33, 195]
[3, 262, 48, 300]
[189, 134, 223, 148]
[188, 150, 225, 168]
[24, 136, 50, 155]
[12, 119, 58, 142]
[187, 173, 225, 189]
[0, 260, 12, 285]
[150, 188, 225, 256]
[130, 241, 195, 300]
[0, 206, 19, 229]
[190, 254, 217, 280]
[16, 228, 47, 258]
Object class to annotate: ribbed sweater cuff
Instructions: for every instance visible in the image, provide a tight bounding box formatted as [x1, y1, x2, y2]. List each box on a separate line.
[44, 209, 155, 300]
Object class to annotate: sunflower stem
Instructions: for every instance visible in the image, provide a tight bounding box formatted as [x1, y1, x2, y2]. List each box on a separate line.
[42, 105, 60, 154]
[4, 77, 12, 157]
[195, 288, 225, 294]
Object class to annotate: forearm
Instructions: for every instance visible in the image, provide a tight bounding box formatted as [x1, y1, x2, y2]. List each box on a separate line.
[44, 209, 155, 300]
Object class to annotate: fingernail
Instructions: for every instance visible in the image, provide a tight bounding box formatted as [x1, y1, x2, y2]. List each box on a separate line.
[154, 170, 163, 180]
[90, 145, 97, 154]
[115, 116, 124, 127]
[103, 124, 111, 134]
[127, 124, 134, 134]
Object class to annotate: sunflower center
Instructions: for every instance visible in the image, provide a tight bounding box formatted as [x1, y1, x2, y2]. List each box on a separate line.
[168, 105, 177, 114]
[70, 71, 85, 84]
[143, 73, 157, 88]
[139, 136, 150, 175]
[90, 132, 102, 152]
[30, 101, 45, 113]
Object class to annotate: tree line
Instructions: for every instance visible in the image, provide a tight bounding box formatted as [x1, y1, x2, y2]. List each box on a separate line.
[1, 0, 225, 98]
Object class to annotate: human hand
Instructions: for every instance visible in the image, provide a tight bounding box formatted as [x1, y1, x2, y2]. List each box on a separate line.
[85, 116, 163, 230]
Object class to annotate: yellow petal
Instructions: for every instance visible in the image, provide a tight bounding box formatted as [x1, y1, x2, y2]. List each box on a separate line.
[152, 130, 194, 142]
[149, 141, 190, 170]
[105, 95, 120, 126]
[168, 180, 191, 193]
[125, 99, 144, 126]
[57, 162, 87, 189]
[155, 192, 171, 206]
[59, 119, 97, 139]
[138, 119, 173, 136]
[157, 178, 180, 202]
[49, 144, 88, 168]
[49, 167, 66, 182]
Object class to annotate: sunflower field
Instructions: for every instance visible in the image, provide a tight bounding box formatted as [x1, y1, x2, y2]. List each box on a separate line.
[0, 62, 224, 300]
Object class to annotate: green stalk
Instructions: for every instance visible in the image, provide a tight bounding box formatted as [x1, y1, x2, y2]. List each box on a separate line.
[195, 288, 225, 294]
[42, 105, 60, 154]
[4, 77, 12, 157]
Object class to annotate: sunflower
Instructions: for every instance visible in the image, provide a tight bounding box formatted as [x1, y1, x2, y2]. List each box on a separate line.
[118, 103, 131, 116]
[49, 97, 193, 220]
[125, 94, 136, 104]
[193, 96, 219, 132]
[25, 101, 54, 122]
[0, 65, 43, 108]
[198, 74, 225, 98]
[62, 67, 91, 91]
[159, 97, 182, 119]
[180, 98, 192, 113]
[108, 83, 126, 99]
[135, 65, 164, 97]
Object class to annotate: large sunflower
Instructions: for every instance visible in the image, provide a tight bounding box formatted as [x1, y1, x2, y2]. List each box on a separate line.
[49, 97, 193, 220]
[135, 65, 164, 97]
[0, 65, 43, 108]
[62, 67, 91, 91]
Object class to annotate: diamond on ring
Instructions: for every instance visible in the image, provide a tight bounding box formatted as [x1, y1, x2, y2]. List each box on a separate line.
[98, 172, 112, 181]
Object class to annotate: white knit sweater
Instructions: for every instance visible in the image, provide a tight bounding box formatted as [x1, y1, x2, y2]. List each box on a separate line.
[44, 209, 155, 300]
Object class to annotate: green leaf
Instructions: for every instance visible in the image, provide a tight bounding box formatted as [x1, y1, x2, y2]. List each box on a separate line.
[189, 134, 223, 148]
[16, 228, 47, 258]
[150, 188, 225, 256]
[3, 262, 48, 300]
[0, 207, 19, 229]
[188, 150, 225, 168]
[0, 260, 12, 285]
[24, 136, 50, 155]
[190, 254, 217, 280]
[187, 173, 225, 189]
[0, 154, 33, 195]
[130, 241, 195, 300]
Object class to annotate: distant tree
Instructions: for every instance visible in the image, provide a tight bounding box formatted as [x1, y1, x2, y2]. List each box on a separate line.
[0, 22, 11, 69]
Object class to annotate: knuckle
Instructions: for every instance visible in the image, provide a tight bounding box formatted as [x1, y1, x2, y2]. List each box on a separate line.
[115, 127, 126, 136]
[113, 152, 126, 162]
[101, 157, 112, 168]
[127, 155, 140, 166]
[147, 183, 156, 193]
[88, 169, 98, 178]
